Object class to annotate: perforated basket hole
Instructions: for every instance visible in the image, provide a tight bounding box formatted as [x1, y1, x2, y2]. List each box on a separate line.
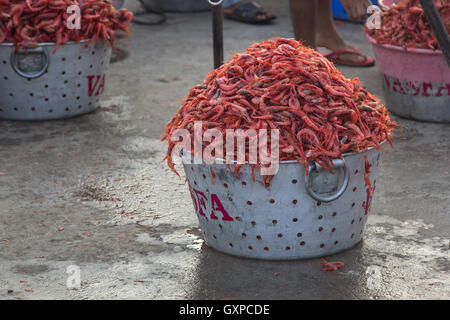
[13, 107, 18, 111]
[61, 71, 66, 75]
[65, 107, 69, 112]
[248, 246, 253, 250]
[297, 232, 302, 237]
[332, 212, 337, 217]
[241, 233, 246, 238]
[213, 234, 217, 239]
[44, 84, 48, 88]
[251, 221, 256, 226]
[256, 235, 262, 240]
[2, 60, 6, 64]
[320, 243, 325, 248]
[351, 219, 355, 225]
[334, 241, 339, 245]
[300, 241, 305, 246]
[229, 243, 233, 247]
[331, 227, 336, 232]
[351, 202, 355, 208]
[359, 217, 363, 222]
[354, 169, 359, 174]
[272, 220, 277, 225]
[318, 215, 323, 220]
[351, 233, 355, 238]
[285, 246, 291, 251]
[202, 174, 206, 179]
[277, 233, 283, 238]
[228, 197, 232, 202]
[3, 76, 7, 80]
[318, 227, 323, 232]
[269, 199, 275, 204]
[292, 200, 297, 205]
[291, 179, 297, 184]
[317, 201, 321, 206]
[223, 183, 228, 189]
[241, 181, 247, 186]
[247, 201, 252, 205]
[264, 247, 269, 251]
[292, 218, 298, 222]
[9, 93, 13, 97]
[48, 109, 53, 113]
[218, 224, 222, 229]
[353, 187, 357, 192]
[235, 216, 241, 221]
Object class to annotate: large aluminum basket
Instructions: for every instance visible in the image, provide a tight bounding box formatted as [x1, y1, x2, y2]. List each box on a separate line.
[0, 40, 111, 120]
[183, 146, 383, 260]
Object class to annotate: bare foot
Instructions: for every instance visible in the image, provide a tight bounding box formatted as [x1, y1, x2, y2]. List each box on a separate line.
[224, 0, 275, 23]
[317, 33, 366, 65]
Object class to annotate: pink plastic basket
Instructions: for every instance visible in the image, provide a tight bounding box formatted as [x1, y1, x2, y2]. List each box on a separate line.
[366, 34, 450, 122]
[366, 34, 449, 83]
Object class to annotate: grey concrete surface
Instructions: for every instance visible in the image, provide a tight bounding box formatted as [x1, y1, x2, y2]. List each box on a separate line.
[0, 0, 449, 300]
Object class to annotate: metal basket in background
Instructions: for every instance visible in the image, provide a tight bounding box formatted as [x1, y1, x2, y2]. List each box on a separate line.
[183, 146, 383, 260]
[0, 40, 111, 121]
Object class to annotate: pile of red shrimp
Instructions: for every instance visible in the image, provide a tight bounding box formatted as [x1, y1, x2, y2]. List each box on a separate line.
[162, 38, 396, 185]
[0, 0, 134, 51]
[366, 0, 450, 50]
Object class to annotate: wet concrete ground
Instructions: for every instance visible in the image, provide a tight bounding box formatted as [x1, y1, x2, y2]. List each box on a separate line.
[0, 0, 449, 300]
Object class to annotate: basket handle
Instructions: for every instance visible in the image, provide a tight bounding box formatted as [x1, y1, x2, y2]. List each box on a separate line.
[305, 158, 349, 203]
[10, 46, 50, 79]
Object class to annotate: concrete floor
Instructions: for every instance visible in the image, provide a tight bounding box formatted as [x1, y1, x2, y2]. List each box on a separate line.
[0, 0, 449, 300]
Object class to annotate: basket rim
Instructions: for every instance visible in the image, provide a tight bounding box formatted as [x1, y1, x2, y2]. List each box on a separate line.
[182, 140, 386, 165]
[365, 33, 443, 55]
[0, 39, 93, 48]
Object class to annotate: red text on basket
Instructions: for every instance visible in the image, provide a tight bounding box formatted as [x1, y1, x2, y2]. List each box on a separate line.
[384, 75, 450, 97]
[365, 185, 376, 216]
[87, 74, 106, 97]
[189, 185, 233, 221]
